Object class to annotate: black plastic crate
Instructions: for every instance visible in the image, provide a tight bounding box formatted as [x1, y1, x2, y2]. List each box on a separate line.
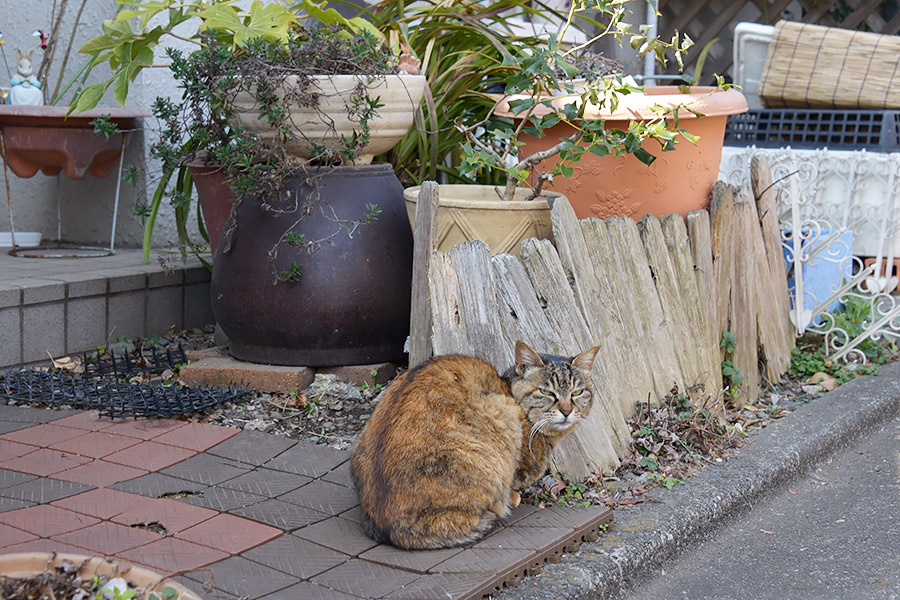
[724, 109, 900, 151]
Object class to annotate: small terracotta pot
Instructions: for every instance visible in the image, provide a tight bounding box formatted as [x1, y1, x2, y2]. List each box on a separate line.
[496, 86, 748, 221]
[187, 162, 235, 256]
[0, 553, 202, 599]
[403, 184, 563, 256]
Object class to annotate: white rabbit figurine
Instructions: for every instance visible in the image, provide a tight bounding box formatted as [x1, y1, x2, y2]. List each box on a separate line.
[8, 49, 43, 105]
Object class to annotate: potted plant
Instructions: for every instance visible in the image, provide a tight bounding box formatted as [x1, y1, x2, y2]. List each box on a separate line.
[73, 1, 426, 367]
[396, 0, 742, 250]
[0, 552, 201, 600]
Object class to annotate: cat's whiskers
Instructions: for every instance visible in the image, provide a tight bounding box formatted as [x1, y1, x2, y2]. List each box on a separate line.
[528, 417, 553, 461]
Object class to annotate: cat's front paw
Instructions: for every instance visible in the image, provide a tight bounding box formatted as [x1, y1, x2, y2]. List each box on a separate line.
[509, 490, 521, 508]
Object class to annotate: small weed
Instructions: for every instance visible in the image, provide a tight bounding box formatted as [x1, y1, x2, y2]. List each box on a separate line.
[648, 473, 683, 489]
[149, 588, 179, 600]
[790, 345, 879, 386]
[90, 114, 119, 140]
[278, 262, 302, 282]
[283, 231, 307, 247]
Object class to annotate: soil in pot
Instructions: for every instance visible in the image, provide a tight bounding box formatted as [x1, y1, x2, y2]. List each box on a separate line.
[211, 163, 413, 367]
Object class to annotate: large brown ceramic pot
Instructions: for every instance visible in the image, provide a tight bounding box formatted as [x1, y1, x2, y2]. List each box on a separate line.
[496, 86, 748, 221]
[210, 164, 413, 366]
[187, 162, 234, 256]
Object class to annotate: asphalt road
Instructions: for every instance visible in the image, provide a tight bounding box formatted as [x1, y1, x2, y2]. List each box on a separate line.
[622, 411, 900, 600]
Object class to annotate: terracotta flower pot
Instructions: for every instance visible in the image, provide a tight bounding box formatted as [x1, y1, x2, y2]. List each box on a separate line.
[0, 106, 146, 179]
[497, 86, 748, 220]
[230, 74, 426, 164]
[187, 162, 235, 257]
[403, 184, 563, 256]
[0, 552, 202, 599]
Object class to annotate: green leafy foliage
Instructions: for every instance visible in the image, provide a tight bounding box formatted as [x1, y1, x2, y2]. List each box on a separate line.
[790, 346, 878, 386]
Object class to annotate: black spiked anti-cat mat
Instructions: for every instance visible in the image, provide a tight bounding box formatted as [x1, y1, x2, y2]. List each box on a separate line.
[0, 346, 251, 419]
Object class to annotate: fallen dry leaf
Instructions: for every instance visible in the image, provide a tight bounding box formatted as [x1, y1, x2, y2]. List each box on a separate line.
[760, 529, 776, 534]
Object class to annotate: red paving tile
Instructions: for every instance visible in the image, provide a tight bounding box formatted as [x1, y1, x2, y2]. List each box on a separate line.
[0, 522, 39, 548]
[0, 504, 100, 537]
[51, 460, 149, 487]
[0, 538, 91, 555]
[117, 537, 230, 574]
[112, 498, 219, 534]
[102, 419, 189, 441]
[52, 520, 163, 555]
[0, 423, 86, 448]
[4, 448, 93, 477]
[174, 513, 282, 555]
[52, 487, 157, 520]
[49, 411, 118, 432]
[49, 430, 140, 458]
[154, 422, 240, 452]
[0, 439, 38, 462]
[103, 441, 196, 472]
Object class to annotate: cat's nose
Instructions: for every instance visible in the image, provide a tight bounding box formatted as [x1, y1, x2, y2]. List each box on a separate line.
[559, 405, 572, 417]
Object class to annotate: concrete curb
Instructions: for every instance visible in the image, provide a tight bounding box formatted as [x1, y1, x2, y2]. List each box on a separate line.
[499, 362, 900, 600]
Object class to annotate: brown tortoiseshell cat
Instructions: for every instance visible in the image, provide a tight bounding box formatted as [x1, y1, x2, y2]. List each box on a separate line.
[351, 340, 600, 550]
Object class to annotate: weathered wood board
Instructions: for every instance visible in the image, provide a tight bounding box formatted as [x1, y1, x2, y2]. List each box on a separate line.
[420, 184, 795, 475]
[409, 181, 440, 367]
[751, 155, 796, 379]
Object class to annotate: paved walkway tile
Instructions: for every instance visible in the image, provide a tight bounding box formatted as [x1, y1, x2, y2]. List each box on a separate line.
[0, 408, 615, 600]
[0, 504, 100, 537]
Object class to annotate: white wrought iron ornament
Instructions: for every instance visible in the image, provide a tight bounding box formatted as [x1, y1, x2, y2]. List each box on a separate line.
[721, 147, 900, 363]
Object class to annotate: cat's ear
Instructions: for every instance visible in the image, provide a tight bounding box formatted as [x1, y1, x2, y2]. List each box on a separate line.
[515, 341, 544, 374]
[571, 345, 601, 372]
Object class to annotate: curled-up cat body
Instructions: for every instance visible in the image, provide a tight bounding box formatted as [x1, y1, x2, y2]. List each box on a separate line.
[351, 340, 600, 550]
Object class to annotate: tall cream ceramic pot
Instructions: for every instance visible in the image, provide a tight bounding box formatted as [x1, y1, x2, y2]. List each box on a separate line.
[403, 184, 564, 256]
[230, 74, 426, 164]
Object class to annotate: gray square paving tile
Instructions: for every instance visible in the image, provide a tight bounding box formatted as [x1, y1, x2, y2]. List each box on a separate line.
[359, 544, 464, 575]
[183, 555, 300, 600]
[242, 533, 348, 579]
[0, 406, 80, 424]
[311, 558, 418, 599]
[431, 547, 533, 575]
[0, 468, 37, 492]
[230, 498, 329, 532]
[256, 582, 358, 600]
[22, 281, 65, 304]
[0, 420, 35, 435]
[474, 524, 573, 550]
[0, 285, 21, 309]
[207, 431, 296, 466]
[0, 496, 35, 512]
[380, 572, 498, 600]
[321, 461, 354, 488]
[110, 472, 209, 499]
[63, 273, 107, 299]
[0, 477, 94, 504]
[183, 282, 214, 330]
[179, 486, 267, 513]
[294, 516, 378, 557]
[216, 467, 311, 498]
[147, 285, 183, 337]
[278, 479, 358, 516]
[263, 440, 349, 478]
[161, 453, 253, 486]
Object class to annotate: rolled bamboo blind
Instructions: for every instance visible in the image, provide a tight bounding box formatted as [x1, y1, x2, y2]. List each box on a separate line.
[759, 20, 900, 109]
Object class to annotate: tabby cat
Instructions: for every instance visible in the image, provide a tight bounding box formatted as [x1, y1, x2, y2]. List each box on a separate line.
[351, 340, 600, 550]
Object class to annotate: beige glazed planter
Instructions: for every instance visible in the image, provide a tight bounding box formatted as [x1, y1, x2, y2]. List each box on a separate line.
[0, 553, 203, 599]
[403, 184, 564, 256]
[231, 74, 427, 164]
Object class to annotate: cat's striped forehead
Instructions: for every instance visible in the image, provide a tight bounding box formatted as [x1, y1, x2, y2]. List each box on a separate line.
[522, 355, 589, 390]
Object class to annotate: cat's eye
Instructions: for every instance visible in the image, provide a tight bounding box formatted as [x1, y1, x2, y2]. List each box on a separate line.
[572, 389, 586, 398]
[539, 387, 557, 399]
